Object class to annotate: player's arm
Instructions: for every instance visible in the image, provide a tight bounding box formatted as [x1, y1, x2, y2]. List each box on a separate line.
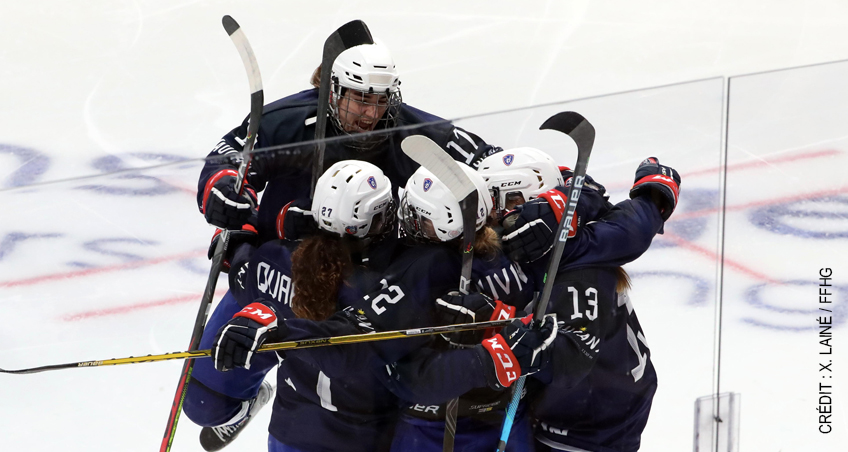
[440, 125, 503, 169]
[197, 116, 269, 229]
[503, 158, 680, 268]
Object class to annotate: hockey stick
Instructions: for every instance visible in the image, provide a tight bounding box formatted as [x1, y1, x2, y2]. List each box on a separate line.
[158, 15, 264, 452]
[400, 135, 478, 452]
[0, 319, 514, 375]
[310, 20, 373, 197]
[494, 111, 595, 452]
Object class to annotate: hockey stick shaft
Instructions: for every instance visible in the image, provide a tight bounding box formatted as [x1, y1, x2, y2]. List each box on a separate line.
[310, 20, 373, 197]
[0, 319, 513, 375]
[159, 16, 264, 452]
[495, 111, 595, 452]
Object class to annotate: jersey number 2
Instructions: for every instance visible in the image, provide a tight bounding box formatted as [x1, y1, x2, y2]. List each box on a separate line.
[371, 279, 405, 315]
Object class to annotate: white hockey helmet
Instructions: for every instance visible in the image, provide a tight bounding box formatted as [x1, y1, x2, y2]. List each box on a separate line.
[311, 160, 394, 238]
[332, 42, 400, 94]
[477, 147, 564, 216]
[399, 164, 494, 242]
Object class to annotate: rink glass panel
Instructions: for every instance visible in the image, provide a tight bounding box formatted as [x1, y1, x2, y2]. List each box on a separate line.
[0, 81, 724, 451]
[722, 61, 848, 451]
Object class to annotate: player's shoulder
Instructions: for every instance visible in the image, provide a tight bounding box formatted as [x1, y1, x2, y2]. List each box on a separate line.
[263, 88, 319, 113]
[397, 103, 446, 125]
[251, 239, 298, 268]
[386, 242, 459, 281]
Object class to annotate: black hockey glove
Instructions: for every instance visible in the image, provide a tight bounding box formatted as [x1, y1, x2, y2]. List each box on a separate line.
[202, 172, 259, 230]
[477, 314, 558, 389]
[435, 291, 517, 346]
[501, 183, 612, 263]
[629, 157, 681, 221]
[207, 224, 258, 273]
[211, 300, 288, 372]
[276, 198, 318, 241]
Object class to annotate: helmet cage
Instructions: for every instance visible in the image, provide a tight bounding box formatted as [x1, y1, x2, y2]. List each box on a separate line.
[329, 84, 402, 151]
[399, 189, 441, 242]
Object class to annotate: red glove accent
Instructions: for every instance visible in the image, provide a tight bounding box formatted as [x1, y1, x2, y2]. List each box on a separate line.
[484, 299, 517, 339]
[537, 188, 579, 238]
[633, 174, 680, 207]
[277, 200, 294, 240]
[202, 169, 238, 213]
[482, 334, 521, 387]
[234, 302, 278, 327]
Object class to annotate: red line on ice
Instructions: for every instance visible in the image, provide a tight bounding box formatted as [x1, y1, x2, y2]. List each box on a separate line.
[59, 289, 227, 321]
[682, 148, 841, 178]
[606, 148, 841, 190]
[0, 249, 205, 288]
[659, 232, 782, 284]
[672, 185, 848, 221]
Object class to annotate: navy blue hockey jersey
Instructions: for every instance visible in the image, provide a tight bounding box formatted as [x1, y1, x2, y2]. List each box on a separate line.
[229, 239, 402, 452]
[530, 269, 657, 452]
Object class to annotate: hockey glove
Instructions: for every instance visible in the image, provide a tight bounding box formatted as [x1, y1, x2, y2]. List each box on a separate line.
[500, 187, 575, 263]
[276, 198, 318, 241]
[477, 314, 558, 389]
[202, 171, 259, 230]
[435, 291, 516, 345]
[207, 224, 258, 273]
[629, 157, 681, 221]
[211, 301, 287, 372]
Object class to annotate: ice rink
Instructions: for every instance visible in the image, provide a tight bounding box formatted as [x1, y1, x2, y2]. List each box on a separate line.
[1, 1, 847, 451]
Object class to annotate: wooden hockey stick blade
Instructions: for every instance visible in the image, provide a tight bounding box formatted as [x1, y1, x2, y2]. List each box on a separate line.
[401, 135, 476, 201]
[0, 319, 513, 375]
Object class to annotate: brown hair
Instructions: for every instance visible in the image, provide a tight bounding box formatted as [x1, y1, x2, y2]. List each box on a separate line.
[469, 225, 501, 262]
[615, 267, 632, 293]
[290, 233, 352, 321]
[310, 65, 322, 88]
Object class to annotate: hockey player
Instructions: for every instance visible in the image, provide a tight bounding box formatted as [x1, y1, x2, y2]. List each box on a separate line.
[434, 150, 680, 451]
[184, 160, 400, 451]
[197, 39, 500, 243]
[497, 157, 682, 452]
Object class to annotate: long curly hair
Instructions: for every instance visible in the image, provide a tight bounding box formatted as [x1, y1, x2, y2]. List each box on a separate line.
[290, 234, 352, 321]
